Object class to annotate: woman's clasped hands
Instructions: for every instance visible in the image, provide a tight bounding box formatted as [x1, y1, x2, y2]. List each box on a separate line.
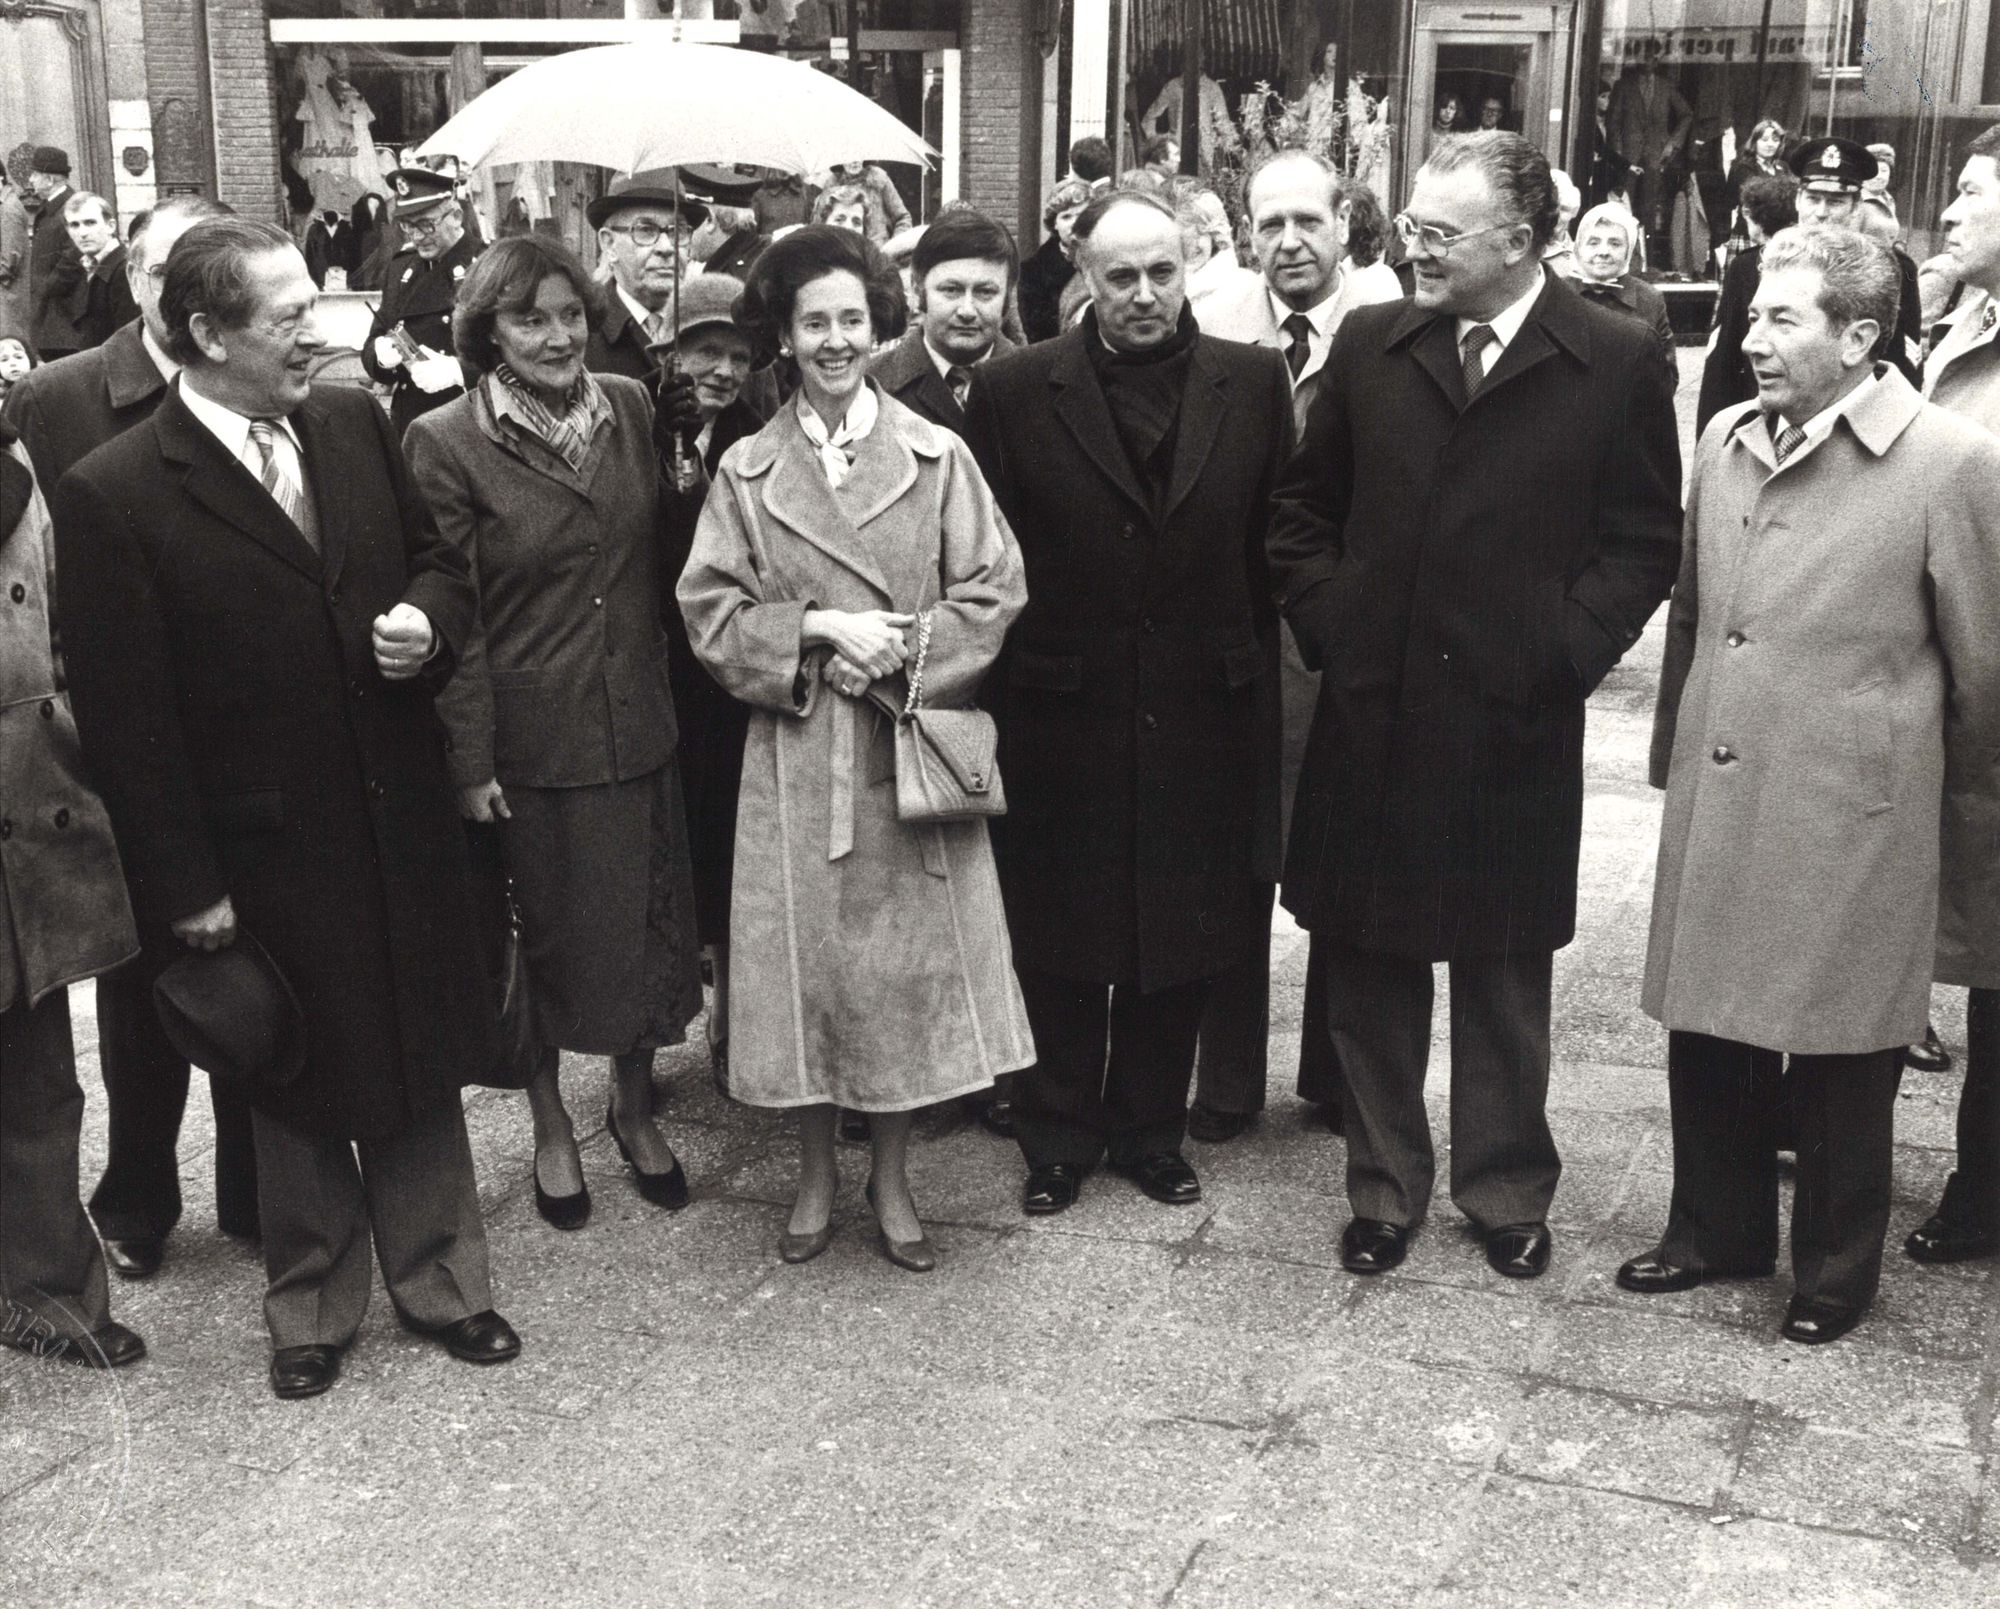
[804, 608, 915, 699]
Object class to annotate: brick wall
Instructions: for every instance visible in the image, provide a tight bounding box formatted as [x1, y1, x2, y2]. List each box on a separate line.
[960, 0, 1042, 250]
[204, 0, 283, 220]
[141, 0, 213, 194]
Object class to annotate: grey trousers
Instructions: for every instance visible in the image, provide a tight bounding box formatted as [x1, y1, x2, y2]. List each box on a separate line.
[1323, 943, 1558, 1231]
[252, 1099, 492, 1350]
[0, 991, 111, 1344]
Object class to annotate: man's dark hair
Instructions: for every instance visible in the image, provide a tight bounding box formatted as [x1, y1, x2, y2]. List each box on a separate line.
[129, 194, 233, 263]
[159, 217, 296, 365]
[1420, 129, 1560, 250]
[911, 209, 1019, 292]
[1739, 175, 1798, 240]
[1346, 181, 1388, 268]
[1966, 124, 2000, 166]
[737, 224, 908, 364]
[1141, 135, 1177, 167]
[1069, 136, 1113, 184]
[1069, 187, 1180, 261]
[452, 234, 603, 374]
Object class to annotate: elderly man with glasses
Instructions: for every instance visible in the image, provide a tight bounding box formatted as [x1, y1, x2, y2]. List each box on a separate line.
[360, 165, 482, 437]
[583, 170, 709, 380]
[1268, 131, 1682, 1281]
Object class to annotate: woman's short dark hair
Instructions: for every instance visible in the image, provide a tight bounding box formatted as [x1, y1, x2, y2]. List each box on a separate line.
[1345, 181, 1388, 268]
[1141, 135, 1177, 166]
[737, 225, 907, 362]
[1739, 175, 1799, 240]
[159, 217, 297, 366]
[451, 235, 602, 374]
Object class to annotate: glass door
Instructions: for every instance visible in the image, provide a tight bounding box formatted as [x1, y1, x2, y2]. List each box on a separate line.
[1405, 4, 1575, 190]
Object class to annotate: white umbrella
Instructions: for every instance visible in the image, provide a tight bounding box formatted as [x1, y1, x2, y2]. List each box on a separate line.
[416, 41, 933, 175]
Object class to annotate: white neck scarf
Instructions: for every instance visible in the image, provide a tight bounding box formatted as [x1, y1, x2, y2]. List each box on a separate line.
[796, 384, 878, 488]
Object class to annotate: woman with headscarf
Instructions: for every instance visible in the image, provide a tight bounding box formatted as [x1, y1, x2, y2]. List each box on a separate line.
[1566, 202, 1676, 373]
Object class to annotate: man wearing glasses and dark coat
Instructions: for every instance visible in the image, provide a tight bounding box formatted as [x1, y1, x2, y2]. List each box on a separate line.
[583, 170, 710, 380]
[1267, 131, 1682, 1283]
[360, 166, 482, 437]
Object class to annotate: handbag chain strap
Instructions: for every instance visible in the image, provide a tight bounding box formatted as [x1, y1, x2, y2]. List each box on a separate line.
[900, 610, 933, 720]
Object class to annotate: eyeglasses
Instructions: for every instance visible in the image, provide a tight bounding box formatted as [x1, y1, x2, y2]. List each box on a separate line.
[400, 215, 445, 239]
[602, 222, 688, 249]
[1392, 214, 1517, 257]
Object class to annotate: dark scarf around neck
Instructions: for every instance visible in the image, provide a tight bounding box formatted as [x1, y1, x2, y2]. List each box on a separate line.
[1085, 305, 1198, 501]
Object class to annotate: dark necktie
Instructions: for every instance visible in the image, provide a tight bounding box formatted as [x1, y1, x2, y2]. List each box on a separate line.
[1281, 312, 1313, 380]
[1772, 420, 1806, 463]
[1459, 323, 1496, 400]
[946, 364, 972, 411]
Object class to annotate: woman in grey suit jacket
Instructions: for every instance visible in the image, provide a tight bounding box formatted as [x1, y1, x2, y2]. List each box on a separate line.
[406, 237, 703, 1231]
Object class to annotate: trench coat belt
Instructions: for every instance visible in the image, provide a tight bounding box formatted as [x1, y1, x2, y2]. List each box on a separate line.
[826, 692, 947, 877]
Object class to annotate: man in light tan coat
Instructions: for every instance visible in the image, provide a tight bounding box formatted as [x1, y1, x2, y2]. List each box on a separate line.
[1625, 226, 2000, 1345]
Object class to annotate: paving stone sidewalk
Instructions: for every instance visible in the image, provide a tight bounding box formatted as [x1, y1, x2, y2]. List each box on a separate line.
[1, 356, 1993, 1605]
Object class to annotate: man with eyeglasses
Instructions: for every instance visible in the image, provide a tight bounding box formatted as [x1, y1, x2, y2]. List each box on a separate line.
[1268, 131, 1682, 1282]
[583, 170, 709, 381]
[360, 165, 481, 437]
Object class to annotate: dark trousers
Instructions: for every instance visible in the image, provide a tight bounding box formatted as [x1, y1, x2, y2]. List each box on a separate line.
[1195, 925, 1346, 1120]
[1014, 967, 1213, 1170]
[88, 946, 259, 1241]
[1323, 942, 1557, 1231]
[0, 991, 111, 1341]
[1937, 987, 1998, 1233]
[1661, 1030, 1901, 1310]
[252, 1101, 491, 1350]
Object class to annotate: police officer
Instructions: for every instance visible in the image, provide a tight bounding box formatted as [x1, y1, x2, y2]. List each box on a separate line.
[360, 165, 482, 437]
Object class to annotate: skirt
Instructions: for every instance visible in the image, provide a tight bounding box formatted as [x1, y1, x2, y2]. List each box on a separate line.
[502, 763, 704, 1056]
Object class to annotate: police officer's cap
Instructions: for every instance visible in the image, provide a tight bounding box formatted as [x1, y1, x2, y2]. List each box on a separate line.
[387, 165, 457, 216]
[1788, 137, 1877, 194]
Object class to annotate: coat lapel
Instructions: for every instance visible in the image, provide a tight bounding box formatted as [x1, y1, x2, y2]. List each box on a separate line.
[757, 406, 893, 597]
[291, 394, 351, 593]
[154, 390, 322, 582]
[1475, 273, 1590, 404]
[1390, 305, 1465, 411]
[1160, 337, 1228, 527]
[1048, 330, 1150, 516]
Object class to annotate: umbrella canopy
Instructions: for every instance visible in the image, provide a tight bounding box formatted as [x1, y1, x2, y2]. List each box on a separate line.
[416, 42, 933, 176]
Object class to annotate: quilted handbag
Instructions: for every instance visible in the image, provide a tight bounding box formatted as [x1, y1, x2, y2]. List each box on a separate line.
[889, 611, 1005, 823]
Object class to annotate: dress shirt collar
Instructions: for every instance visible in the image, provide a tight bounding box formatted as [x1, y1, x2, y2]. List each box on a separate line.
[1267, 272, 1346, 340]
[616, 283, 669, 343]
[176, 375, 302, 461]
[1456, 269, 1546, 356]
[140, 322, 179, 382]
[1779, 370, 1879, 448]
[923, 335, 994, 384]
[1923, 287, 1998, 398]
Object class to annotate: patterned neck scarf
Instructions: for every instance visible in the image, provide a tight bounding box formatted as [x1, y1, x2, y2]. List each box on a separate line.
[488, 363, 607, 473]
[795, 383, 879, 489]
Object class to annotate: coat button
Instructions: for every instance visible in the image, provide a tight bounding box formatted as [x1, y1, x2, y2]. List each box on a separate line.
[1712, 745, 1736, 765]
[53, 808, 69, 829]
[0, 819, 11, 839]
[1141, 712, 1158, 730]
[592, 596, 603, 608]
[1142, 617, 1157, 634]
[1726, 631, 1745, 648]
[329, 587, 341, 605]
[369, 780, 386, 799]
[8, 583, 22, 603]
[350, 677, 367, 698]
[1120, 523, 1135, 541]
[39, 700, 53, 719]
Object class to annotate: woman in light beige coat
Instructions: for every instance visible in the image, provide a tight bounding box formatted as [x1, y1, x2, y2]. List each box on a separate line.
[678, 227, 1032, 1272]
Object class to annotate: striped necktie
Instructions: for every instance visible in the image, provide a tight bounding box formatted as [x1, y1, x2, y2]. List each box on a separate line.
[1772, 421, 1806, 463]
[946, 364, 973, 410]
[1459, 323, 1497, 401]
[248, 418, 307, 530]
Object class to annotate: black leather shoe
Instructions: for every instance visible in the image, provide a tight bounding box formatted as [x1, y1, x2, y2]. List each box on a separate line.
[2, 1319, 147, 1369]
[418, 1309, 521, 1365]
[103, 1236, 164, 1281]
[1615, 1253, 1704, 1293]
[270, 1343, 342, 1399]
[974, 1097, 1016, 1139]
[533, 1154, 591, 1231]
[1902, 1024, 1952, 1073]
[606, 1102, 689, 1211]
[1186, 1102, 1255, 1144]
[1113, 1152, 1202, 1205]
[1022, 1163, 1082, 1215]
[1341, 1217, 1410, 1274]
[1904, 1211, 1998, 1265]
[1781, 1295, 1866, 1346]
[838, 1108, 873, 1143]
[1486, 1223, 1553, 1279]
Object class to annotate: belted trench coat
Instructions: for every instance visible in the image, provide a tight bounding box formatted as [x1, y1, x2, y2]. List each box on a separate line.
[1645, 371, 2000, 1053]
[676, 387, 1034, 1110]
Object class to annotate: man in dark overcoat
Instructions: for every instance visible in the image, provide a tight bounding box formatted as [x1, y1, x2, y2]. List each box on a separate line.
[873, 208, 1018, 438]
[359, 166, 480, 436]
[62, 191, 136, 351]
[54, 218, 518, 1401]
[582, 171, 709, 381]
[966, 189, 1293, 1216]
[2, 194, 256, 1281]
[23, 147, 82, 362]
[1268, 132, 1682, 1279]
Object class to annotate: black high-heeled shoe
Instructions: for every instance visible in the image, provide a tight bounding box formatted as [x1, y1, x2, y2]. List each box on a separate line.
[605, 1100, 689, 1210]
[532, 1150, 591, 1231]
[864, 1177, 937, 1274]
